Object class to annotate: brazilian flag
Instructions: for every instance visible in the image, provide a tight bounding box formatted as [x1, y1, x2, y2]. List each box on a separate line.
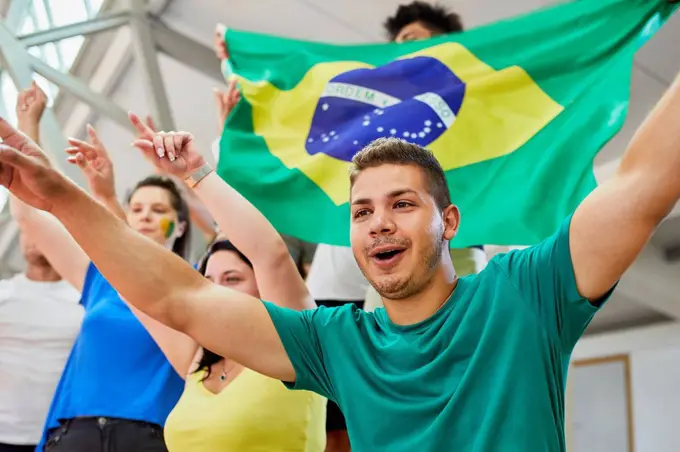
[217, 0, 677, 247]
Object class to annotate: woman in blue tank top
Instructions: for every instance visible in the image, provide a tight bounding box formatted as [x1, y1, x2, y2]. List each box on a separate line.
[14, 174, 190, 452]
[11, 85, 189, 452]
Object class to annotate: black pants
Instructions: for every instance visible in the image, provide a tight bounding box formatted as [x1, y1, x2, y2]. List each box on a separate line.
[45, 417, 166, 452]
[0, 444, 37, 452]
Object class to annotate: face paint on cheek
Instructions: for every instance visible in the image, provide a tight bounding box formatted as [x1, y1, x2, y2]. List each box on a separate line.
[160, 218, 176, 239]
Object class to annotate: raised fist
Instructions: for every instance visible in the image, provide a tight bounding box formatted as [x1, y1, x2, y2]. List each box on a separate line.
[16, 81, 47, 126]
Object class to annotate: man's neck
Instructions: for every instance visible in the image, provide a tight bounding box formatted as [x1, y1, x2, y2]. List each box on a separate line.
[25, 264, 62, 283]
[382, 265, 458, 326]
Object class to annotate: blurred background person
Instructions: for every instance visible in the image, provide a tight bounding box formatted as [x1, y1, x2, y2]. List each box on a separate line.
[0, 230, 82, 452]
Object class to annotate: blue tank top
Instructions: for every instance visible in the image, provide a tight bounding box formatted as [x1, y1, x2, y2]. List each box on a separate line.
[37, 263, 184, 450]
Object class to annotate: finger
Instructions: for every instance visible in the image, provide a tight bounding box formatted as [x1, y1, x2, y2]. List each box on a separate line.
[129, 111, 155, 140]
[227, 77, 237, 94]
[66, 138, 97, 160]
[33, 81, 47, 102]
[214, 24, 229, 60]
[131, 139, 155, 153]
[213, 88, 225, 110]
[145, 116, 157, 133]
[86, 123, 102, 147]
[132, 139, 163, 165]
[229, 86, 240, 108]
[0, 144, 40, 171]
[173, 133, 184, 158]
[180, 133, 194, 151]
[163, 133, 177, 162]
[153, 134, 166, 159]
[16, 91, 28, 112]
[85, 124, 111, 160]
[0, 117, 28, 145]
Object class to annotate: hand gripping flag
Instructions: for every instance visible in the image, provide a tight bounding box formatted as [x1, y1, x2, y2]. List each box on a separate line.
[217, 0, 677, 247]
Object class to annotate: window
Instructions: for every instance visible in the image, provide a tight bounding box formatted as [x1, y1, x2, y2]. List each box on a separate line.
[0, 0, 104, 132]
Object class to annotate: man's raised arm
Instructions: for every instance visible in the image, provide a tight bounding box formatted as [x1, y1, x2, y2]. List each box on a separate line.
[0, 118, 296, 382]
[571, 70, 680, 301]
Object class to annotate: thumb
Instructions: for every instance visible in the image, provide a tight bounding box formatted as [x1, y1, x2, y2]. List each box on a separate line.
[131, 139, 161, 164]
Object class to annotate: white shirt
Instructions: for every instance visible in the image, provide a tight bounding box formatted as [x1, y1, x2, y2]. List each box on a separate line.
[0, 274, 83, 444]
[306, 244, 370, 301]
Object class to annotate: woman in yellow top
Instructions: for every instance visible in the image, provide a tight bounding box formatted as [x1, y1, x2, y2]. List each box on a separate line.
[164, 240, 326, 451]
[65, 91, 326, 450]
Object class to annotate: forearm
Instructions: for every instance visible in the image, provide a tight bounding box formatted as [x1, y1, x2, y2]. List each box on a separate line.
[95, 193, 127, 221]
[617, 72, 680, 220]
[51, 182, 210, 331]
[163, 173, 216, 241]
[17, 120, 39, 144]
[185, 192, 217, 242]
[192, 171, 314, 310]
[127, 303, 198, 377]
[192, 171, 290, 266]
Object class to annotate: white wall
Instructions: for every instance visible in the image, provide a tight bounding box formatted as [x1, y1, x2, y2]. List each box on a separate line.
[628, 347, 680, 452]
[571, 324, 680, 452]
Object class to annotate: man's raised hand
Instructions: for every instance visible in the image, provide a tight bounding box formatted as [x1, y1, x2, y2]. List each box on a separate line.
[0, 118, 70, 212]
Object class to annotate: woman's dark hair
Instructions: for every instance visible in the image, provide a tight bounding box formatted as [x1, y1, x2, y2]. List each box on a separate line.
[384, 1, 464, 41]
[126, 175, 192, 261]
[194, 240, 252, 380]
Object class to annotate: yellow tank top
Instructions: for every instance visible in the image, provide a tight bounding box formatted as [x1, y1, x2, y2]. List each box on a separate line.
[164, 368, 326, 451]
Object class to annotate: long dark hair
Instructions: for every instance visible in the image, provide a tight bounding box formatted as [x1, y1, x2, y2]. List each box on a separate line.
[194, 239, 252, 380]
[126, 175, 192, 261]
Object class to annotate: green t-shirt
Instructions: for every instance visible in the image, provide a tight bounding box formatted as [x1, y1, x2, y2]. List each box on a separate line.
[263, 217, 606, 452]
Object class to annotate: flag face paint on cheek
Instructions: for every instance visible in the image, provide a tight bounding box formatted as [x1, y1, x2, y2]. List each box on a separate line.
[160, 218, 176, 239]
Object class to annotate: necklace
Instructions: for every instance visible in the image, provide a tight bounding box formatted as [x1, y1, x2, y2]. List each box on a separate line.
[219, 361, 228, 382]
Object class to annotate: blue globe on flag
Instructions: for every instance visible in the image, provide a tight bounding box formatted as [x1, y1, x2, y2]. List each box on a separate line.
[305, 56, 466, 162]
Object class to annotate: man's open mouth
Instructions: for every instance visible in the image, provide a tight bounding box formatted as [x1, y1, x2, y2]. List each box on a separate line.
[369, 245, 407, 262]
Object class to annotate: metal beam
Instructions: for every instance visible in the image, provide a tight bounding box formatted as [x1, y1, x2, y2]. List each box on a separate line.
[5, 0, 32, 33]
[26, 52, 130, 129]
[126, 0, 174, 131]
[17, 11, 130, 48]
[0, 23, 83, 184]
[150, 19, 224, 83]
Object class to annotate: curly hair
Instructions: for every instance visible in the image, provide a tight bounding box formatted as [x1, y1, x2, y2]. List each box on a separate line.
[384, 1, 464, 41]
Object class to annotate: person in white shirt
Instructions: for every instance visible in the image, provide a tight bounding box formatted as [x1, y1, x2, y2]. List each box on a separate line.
[0, 231, 83, 452]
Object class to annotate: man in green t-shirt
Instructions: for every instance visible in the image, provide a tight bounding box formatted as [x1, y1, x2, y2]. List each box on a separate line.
[2, 68, 679, 451]
[262, 138, 601, 452]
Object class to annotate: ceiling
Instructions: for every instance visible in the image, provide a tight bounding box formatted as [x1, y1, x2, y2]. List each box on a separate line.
[2, 0, 679, 335]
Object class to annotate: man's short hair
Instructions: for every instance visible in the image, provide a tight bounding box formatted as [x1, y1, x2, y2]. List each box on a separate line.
[384, 1, 464, 41]
[349, 138, 452, 211]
